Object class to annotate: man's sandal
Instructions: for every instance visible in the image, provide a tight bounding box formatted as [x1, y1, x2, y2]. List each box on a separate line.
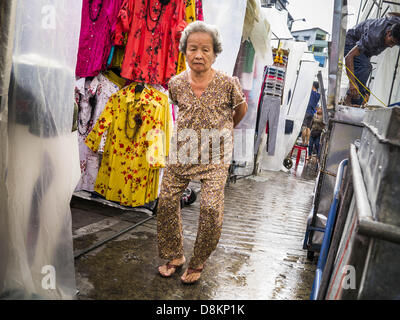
[181, 267, 204, 284]
[158, 259, 185, 278]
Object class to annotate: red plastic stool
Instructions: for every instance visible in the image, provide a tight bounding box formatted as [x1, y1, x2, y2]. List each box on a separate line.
[290, 145, 308, 168]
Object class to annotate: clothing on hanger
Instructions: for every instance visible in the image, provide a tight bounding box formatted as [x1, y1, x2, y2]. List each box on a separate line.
[76, 0, 123, 77]
[85, 83, 172, 207]
[75, 73, 125, 192]
[195, 0, 204, 21]
[114, 0, 187, 85]
[176, 0, 197, 75]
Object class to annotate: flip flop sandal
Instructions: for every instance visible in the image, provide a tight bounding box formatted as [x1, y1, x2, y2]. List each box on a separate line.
[158, 260, 185, 278]
[181, 267, 204, 284]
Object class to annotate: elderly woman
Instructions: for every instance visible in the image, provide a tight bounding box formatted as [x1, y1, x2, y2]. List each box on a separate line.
[157, 21, 248, 284]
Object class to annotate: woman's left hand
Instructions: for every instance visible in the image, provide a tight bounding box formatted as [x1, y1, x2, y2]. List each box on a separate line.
[233, 102, 248, 128]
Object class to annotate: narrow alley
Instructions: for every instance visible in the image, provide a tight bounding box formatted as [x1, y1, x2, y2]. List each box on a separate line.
[72, 162, 317, 300]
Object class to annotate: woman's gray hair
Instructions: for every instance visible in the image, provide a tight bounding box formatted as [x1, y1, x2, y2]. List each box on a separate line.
[179, 21, 223, 56]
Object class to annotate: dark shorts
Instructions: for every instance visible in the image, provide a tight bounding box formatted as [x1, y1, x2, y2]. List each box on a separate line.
[344, 43, 372, 105]
[302, 113, 313, 129]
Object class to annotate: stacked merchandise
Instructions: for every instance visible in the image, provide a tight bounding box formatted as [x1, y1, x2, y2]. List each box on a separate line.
[254, 47, 289, 156]
[262, 66, 285, 97]
[74, 0, 203, 207]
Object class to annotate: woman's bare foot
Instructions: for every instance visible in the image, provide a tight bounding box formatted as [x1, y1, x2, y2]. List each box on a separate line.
[158, 256, 186, 277]
[181, 263, 204, 284]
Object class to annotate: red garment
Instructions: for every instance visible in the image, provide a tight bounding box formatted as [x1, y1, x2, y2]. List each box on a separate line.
[114, 0, 187, 85]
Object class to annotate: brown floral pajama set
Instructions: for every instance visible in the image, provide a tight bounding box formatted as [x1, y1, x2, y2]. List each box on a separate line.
[157, 70, 246, 269]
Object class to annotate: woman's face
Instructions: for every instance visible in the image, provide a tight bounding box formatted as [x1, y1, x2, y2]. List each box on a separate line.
[185, 32, 216, 73]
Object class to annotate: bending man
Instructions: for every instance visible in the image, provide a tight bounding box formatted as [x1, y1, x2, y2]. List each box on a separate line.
[344, 14, 400, 105]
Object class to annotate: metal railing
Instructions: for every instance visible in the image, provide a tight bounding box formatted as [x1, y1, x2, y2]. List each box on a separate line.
[310, 158, 349, 300]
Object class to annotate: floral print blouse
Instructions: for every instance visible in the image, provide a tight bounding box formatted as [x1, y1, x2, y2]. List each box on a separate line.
[75, 72, 126, 192]
[176, 0, 197, 75]
[114, 0, 187, 85]
[168, 70, 246, 168]
[85, 84, 172, 207]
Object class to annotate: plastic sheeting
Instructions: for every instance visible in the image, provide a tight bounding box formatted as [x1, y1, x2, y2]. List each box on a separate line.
[233, 54, 267, 164]
[368, 46, 400, 106]
[249, 1, 273, 66]
[0, 0, 17, 296]
[263, 7, 293, 40]
[203, 0, 247, 76]
[1, 0, 82, 299]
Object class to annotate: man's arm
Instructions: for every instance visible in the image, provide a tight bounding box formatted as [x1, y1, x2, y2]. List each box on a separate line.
[345, 45, 362, 98]
[233, 102, 248, 128]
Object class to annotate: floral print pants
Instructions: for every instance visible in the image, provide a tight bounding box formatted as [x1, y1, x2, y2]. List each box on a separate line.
[157, 164, 229, 269]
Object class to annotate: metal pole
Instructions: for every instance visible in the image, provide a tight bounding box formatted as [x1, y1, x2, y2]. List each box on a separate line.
[356, 0, 363, 24]
[327, 0, 348, 112]
[317, 71, 328, 125]
[74, 215, 155, 259]
[377, 0, 383, 18]
[383, 0, 400, 5]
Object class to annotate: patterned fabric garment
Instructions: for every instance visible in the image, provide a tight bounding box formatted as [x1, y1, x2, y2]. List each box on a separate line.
[195, 0, 204, 21]
[75, 72, 126, 192]
[157, 70, 246, 269]
[75, 0, 123, 77]
[114, 0, 187, 85]
[176, 0, 197, 75]
[85, 84, 172, 207]
[169, 70, 246, 166]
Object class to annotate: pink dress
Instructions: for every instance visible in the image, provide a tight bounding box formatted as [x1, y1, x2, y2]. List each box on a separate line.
[75, 0, 123, 77]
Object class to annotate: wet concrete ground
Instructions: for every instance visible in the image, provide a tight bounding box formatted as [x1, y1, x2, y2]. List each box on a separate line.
[72, 156, 318, 300]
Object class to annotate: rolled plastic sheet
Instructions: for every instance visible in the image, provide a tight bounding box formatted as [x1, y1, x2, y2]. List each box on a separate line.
[1, 0, 82, 299]
[203, 0, 247, 76]
[233, 54, 266, 165]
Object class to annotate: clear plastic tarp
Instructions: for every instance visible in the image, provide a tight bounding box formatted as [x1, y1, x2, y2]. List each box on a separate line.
[263, 7, 293, 40]
[1, 0, 82, 299]
[203, 0, 247, 76]
[233, 54, 267, 164]
[0, 0, 17, 296]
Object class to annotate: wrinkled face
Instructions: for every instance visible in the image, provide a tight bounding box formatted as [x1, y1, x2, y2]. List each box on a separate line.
[385, 29, 399, 48]
[185, 32, 216, 73]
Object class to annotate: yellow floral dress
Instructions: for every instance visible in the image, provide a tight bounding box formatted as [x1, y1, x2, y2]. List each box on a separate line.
[176, 0, 197, 75]
[85, 83, 172, 207]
